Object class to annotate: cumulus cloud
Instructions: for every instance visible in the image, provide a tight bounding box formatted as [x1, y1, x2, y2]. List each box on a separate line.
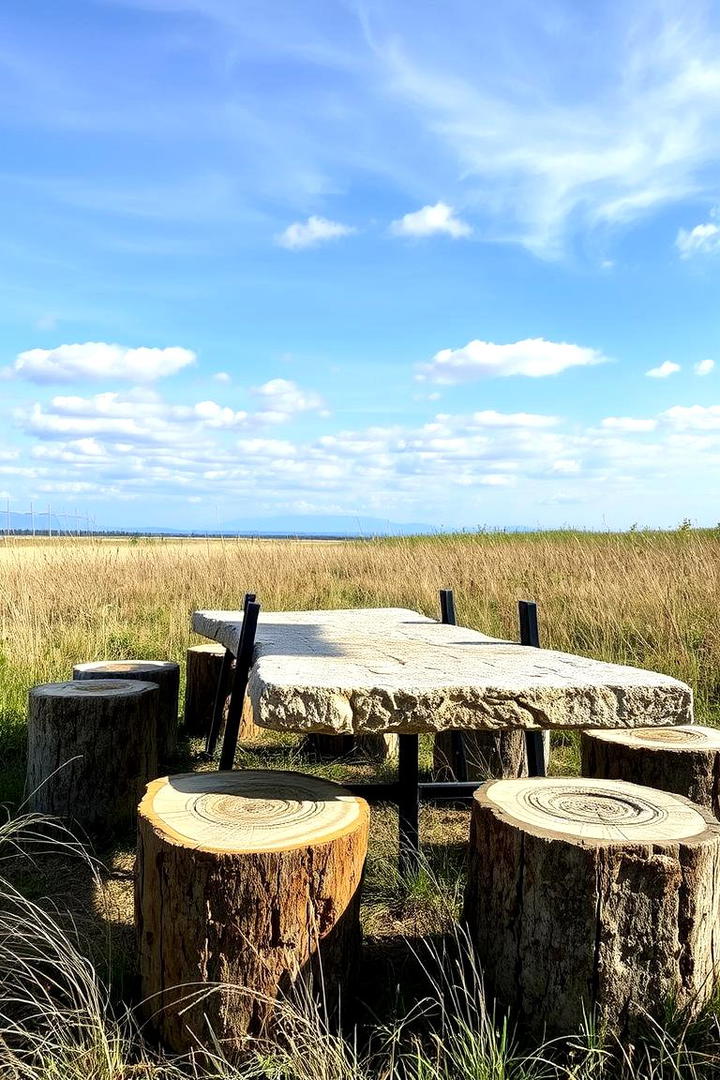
[390, 202, 471, 238]
[252, 378, 327, 422]
[661, 404, 720, 429]
[213, 371, 231, 383]
[471, 410, 558, 428]
[602, 417, 658, 432]
[276, 216, 356, 250]
[676, 221, 720, 258]
[419, 337, 606, 383]
[646, 361, 681, 378]
[695, 358, 715, 376]
[9, 342, 196, 383]
[193, 401, 249, 428]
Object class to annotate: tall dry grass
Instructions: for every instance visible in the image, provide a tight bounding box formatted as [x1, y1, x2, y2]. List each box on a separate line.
[0, 528, 717, 728]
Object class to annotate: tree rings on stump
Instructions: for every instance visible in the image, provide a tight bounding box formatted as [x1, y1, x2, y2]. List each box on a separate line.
[582, 725, 720, 818]
[74, 659, 180, 762]
[136, 769, 369, 1057]
[463, 776, 720, 1039]
[26, 679, 159, 835]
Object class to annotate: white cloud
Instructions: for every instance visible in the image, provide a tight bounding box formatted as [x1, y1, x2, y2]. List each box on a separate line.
[676, 222, 720, 258]
[695, 358, 715, 376]
[252, 378, 326, 421]
[390, 202, 472, 239]
[372, 9, 720, 255]
[646, 361, 681, 378]
[276, 216, 356, 250]
[193, 401, 249, 428]
[662, 404, 720, 430]
[213, 371, 231, 383]
[471, 410, 558, 428]
[419, 337, 606, 383]
[10, 342, 196, 383]
[602, 417, 658, 432]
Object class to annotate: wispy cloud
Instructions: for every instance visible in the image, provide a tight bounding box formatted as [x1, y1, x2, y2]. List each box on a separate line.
[695, 358, 715, 375]
[276, 216, 357, 250]
[390, 202, 471, 238]
[419, 338, 607, 383]
[366, 6, 720, 255]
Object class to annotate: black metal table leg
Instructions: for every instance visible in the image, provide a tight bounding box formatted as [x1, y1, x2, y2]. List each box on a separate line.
[205, 592, 256, 759]
[205, 647, 233, 757]
[440, 588, 468, 782]
[220, 600, 261, 771]
[397, 733, 420, 873]
[519, 600, 547, 778]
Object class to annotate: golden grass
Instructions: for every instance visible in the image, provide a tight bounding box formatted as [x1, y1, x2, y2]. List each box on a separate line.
[1, 529, 720, 1077]
[0, 527, 717, 722]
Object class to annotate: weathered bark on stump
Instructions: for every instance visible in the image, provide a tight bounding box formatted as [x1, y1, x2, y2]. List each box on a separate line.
[305, 734, 355, 757]
[74, 659, 180, 762]
[136, 770, 369, 1057]
[463, 776, 720, 1039]
[582, 725, 720, 819]
[433, 730, 528, 780]
[26, 679, 159, 835]
[356, 734, 399, 762]
[183, 644, 226, 737]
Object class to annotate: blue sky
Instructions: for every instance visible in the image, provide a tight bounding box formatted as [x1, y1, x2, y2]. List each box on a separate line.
[2, 0, 720, 530]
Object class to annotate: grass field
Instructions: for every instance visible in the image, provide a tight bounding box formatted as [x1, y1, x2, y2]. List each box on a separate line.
[1, 528, 720, 1078]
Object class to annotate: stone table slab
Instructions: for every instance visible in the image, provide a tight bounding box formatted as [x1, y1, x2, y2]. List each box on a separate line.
[191, 607, 692, 735]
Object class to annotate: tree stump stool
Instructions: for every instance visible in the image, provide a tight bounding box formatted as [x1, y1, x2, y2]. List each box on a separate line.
[582, 726, 720, 819]
[74, 660, 180, 762]
[433, 731, 529, 781]
[463, 776, 720, 1039]
[26, 679, 159, 835]
[136, 769, 369, 1057]
[184, 644, 226, 738]
[356, 734, 399, 762]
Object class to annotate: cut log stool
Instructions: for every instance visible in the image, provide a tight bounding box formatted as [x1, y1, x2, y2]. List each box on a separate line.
[136, 769, 369, 1057]
[74, 660, 180, 762]
[463, 776, 720, 1039]
[433, 731, 529, 780]
[582, 725, 720, 819]
[184, 643, 226, 738]
[26, 679, 159, 835]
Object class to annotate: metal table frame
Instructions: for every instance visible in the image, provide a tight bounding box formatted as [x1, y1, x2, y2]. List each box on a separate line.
[208, 592, 547, 873]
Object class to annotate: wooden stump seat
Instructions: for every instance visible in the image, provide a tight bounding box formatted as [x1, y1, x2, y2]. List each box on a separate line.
[183, 643, 226, 738]
[463, 776, 720, 1038]
[26, 679, 159, 835]
[74, 659, 180, 762]
[582, 725, 720, 818]
[433, 731, 528, 781]
[136, 769, 369, 1057]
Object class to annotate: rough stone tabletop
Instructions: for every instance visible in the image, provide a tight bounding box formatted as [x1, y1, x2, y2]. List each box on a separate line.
[191, 607, 692, 735]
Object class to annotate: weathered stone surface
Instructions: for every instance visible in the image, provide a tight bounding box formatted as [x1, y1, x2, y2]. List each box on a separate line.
[463, 777, 720, 1039]
[191, 607, 691, 735]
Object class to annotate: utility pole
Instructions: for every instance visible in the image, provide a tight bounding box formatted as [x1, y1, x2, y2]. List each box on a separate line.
[48, 504, 52, 538]
[30, 501, 34, 537]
